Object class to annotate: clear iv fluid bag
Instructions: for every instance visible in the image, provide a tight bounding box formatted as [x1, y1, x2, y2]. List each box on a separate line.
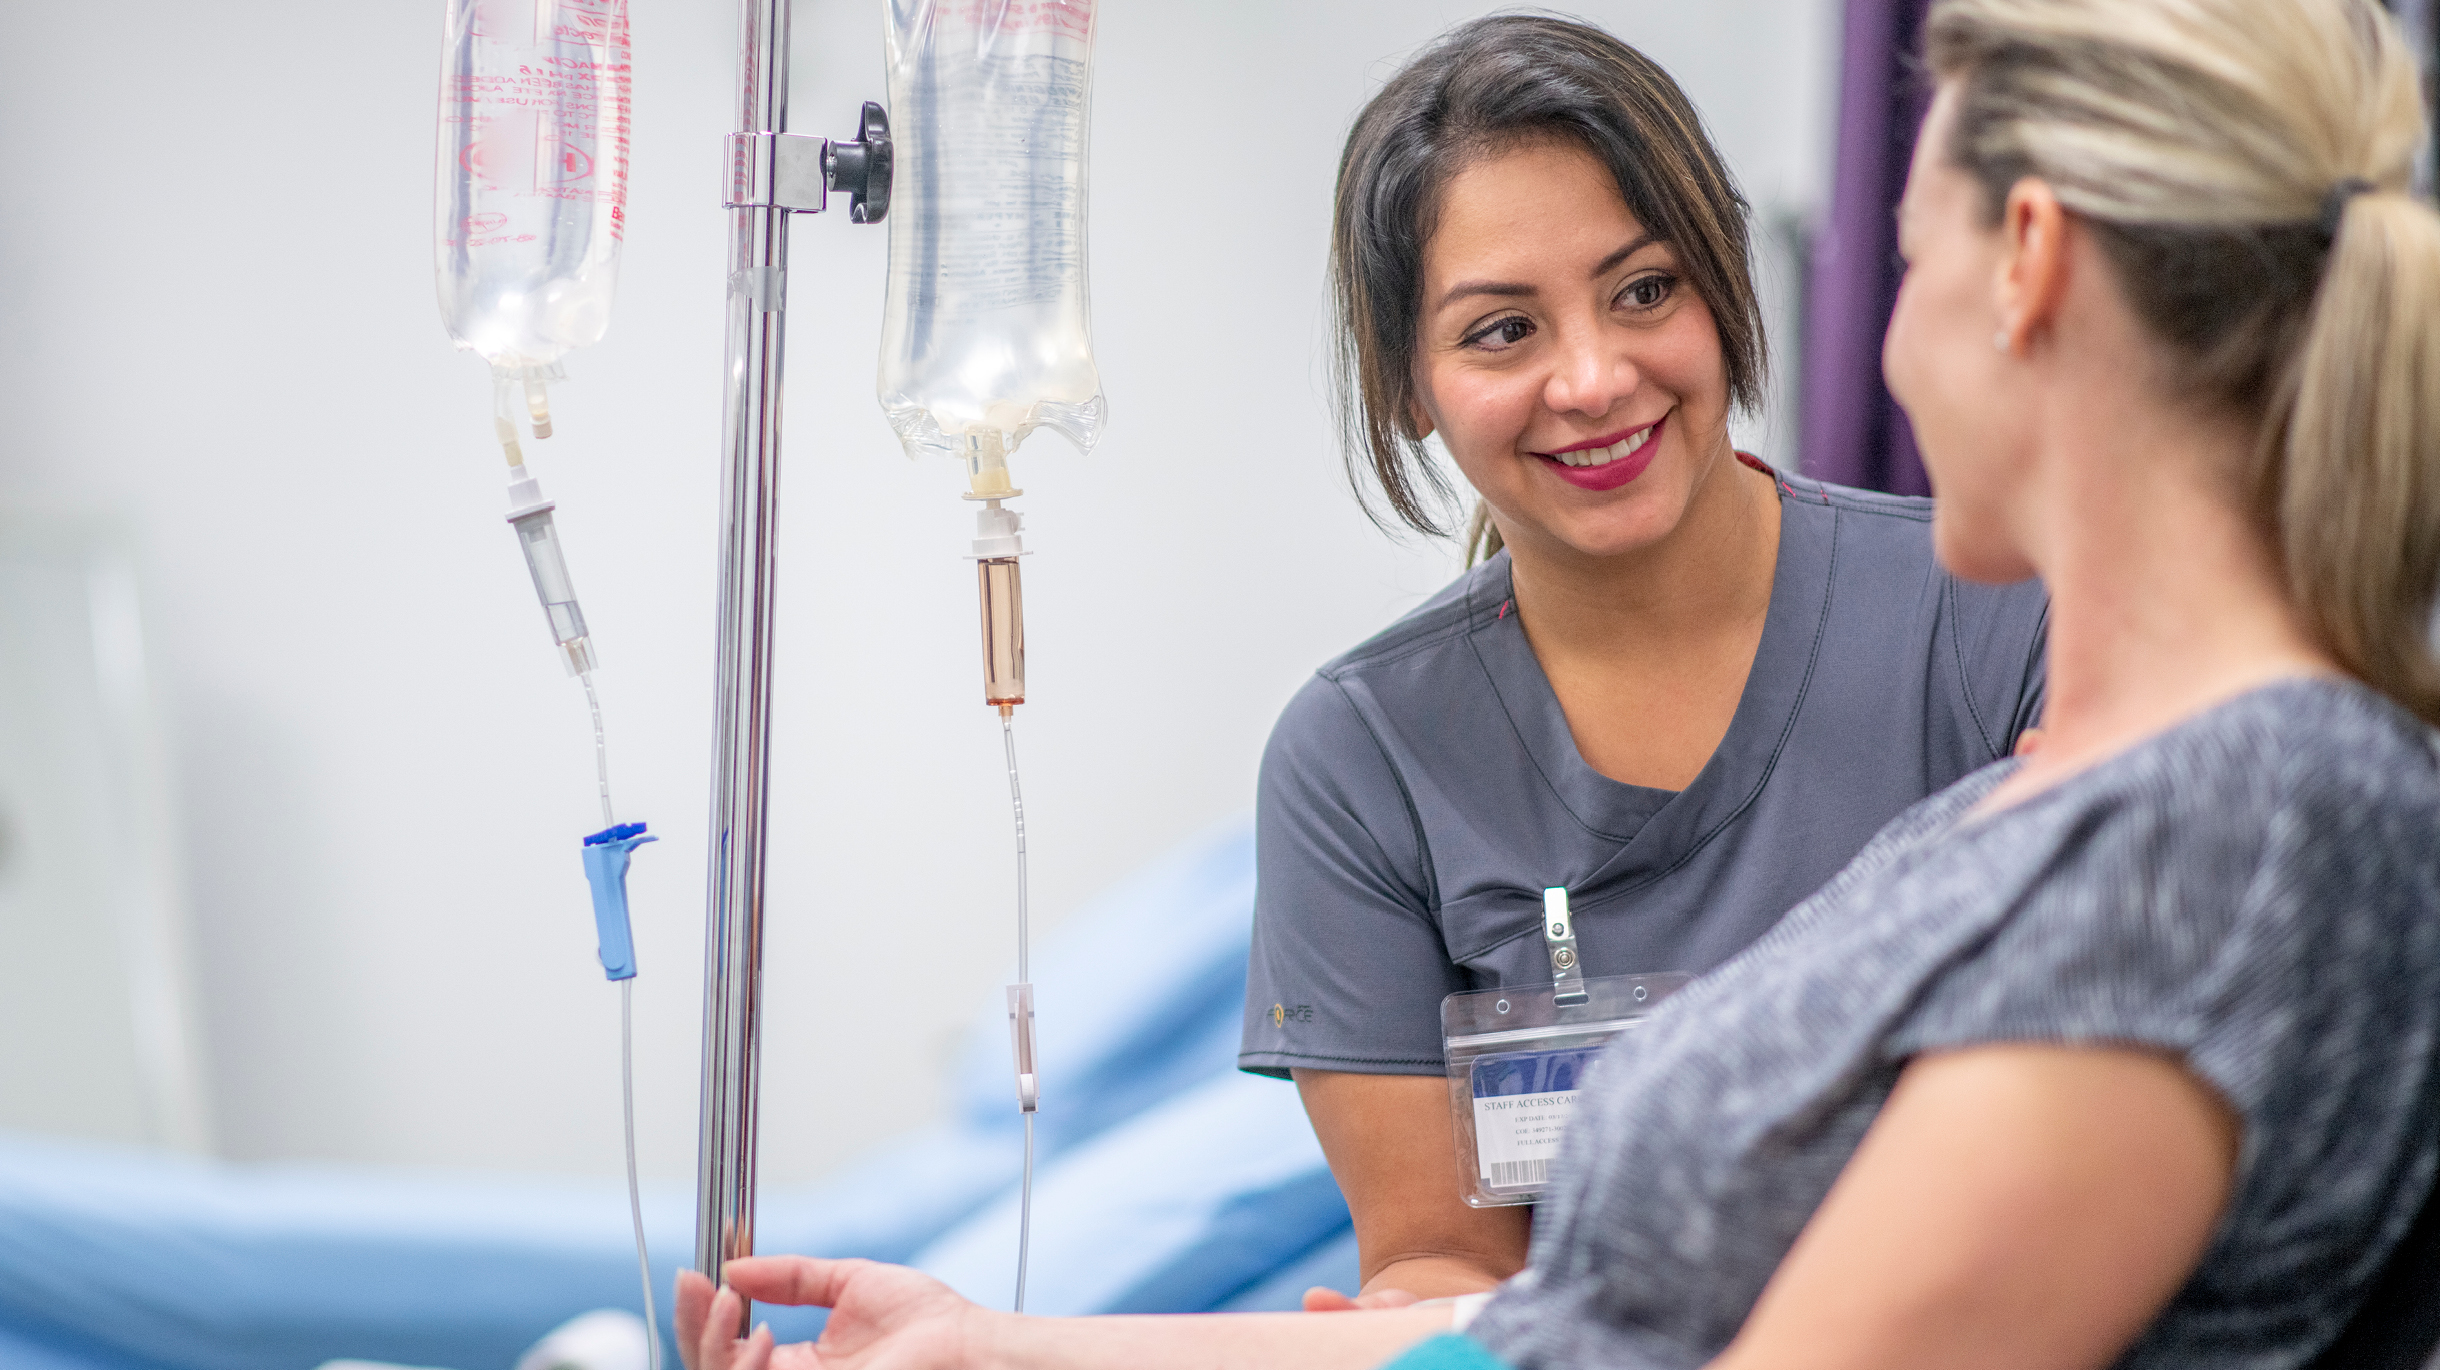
[878, 0, 1106, 462]
[435, 0, 632, 374]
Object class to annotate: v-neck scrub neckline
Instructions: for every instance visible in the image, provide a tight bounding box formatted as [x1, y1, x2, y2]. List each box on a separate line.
[1468, 478, 1834, 853]
[1241, 472, 2049, 1079]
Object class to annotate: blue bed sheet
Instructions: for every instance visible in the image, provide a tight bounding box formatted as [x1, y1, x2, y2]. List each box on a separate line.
[0, 819, 1358, 1370]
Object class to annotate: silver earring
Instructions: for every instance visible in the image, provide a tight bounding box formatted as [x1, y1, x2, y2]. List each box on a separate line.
[1993, 329, 2009, 353]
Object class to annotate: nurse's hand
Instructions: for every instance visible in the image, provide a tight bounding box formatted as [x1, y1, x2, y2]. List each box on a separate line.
[676, 1259, 986, 1370]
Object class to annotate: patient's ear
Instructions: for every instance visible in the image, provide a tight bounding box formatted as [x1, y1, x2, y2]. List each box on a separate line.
[1993, 178, 2071, 354]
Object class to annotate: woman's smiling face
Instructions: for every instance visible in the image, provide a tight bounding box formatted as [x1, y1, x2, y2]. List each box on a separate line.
[1414, 137, 1738, 562]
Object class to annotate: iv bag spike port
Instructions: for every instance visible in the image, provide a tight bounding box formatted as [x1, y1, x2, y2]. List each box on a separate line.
[525, 376, 553, 439]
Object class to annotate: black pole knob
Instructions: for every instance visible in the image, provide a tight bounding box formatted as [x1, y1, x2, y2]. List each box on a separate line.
[824, 101, 893, 224]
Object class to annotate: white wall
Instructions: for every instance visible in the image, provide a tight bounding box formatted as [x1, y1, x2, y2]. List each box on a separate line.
[0, 0, 1834, 1185]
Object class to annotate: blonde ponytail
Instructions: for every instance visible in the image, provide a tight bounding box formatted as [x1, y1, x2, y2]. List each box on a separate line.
[1927, 0, 2440, 722]
[2280, 191, 2440, 720]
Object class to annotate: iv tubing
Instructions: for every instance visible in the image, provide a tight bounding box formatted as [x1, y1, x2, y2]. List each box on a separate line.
[623, 979, 663, 1370]
[585, 669, 614, 820]
[1003, 711, 1033, 1314]
[585, 672, 614, 828]
[588, 672, 659, 1368]
[1018, 1113, 1035, 1313]
[1004, 712, 1029, 982]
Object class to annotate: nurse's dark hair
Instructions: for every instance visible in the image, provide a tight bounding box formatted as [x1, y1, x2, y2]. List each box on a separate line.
[1927, 0, 2440, 723]
[1330, 13, 1764, 559]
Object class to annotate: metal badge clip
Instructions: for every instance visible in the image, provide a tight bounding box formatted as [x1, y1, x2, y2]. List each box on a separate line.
[1544, 887, 1588, 1007]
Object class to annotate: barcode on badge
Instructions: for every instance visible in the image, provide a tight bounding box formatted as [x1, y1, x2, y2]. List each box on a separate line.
[1487, 1158, 1549, 1188]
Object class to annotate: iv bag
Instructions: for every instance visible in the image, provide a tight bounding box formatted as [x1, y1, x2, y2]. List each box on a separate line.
[434, 0, 632, 377]
[878, 0, 1106, 464]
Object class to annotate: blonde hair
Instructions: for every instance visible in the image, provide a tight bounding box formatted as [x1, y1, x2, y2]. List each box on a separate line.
[1927, 0, 2440, 722]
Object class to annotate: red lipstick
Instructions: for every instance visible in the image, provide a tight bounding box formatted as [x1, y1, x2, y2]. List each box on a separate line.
[1533, 414, 1666, 492]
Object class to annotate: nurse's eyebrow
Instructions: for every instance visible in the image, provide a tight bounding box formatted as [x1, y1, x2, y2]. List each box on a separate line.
[1592, 232, 1660, 277]
[1432, 233, 1662, 311]
[1435, 279, 1536, 308]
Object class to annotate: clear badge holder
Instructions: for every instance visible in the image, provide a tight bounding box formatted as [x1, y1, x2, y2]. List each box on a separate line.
[1441, 889, 1689, 1207]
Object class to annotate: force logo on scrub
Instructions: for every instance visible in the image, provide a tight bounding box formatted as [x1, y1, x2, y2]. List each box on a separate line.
[1270, 1003, 1314, 1028]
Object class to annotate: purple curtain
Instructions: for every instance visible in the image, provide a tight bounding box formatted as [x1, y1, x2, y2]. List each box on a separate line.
[1799, 0, 1936, 496]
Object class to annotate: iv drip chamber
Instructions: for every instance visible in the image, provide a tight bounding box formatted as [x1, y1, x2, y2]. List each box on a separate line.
[505, 466, 598, 676]
[969, 453, 1026, 712]
[978, 556, 1025, 710]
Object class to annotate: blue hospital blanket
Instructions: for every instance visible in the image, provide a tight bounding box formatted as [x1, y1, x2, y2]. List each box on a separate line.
[0, 820, 1359, 1370]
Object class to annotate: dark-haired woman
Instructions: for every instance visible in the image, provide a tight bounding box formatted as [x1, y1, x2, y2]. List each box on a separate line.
[1232, 15, 2044, 1302]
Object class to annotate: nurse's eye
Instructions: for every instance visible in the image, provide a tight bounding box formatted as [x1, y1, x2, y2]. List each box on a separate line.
[1462, 315, 1536, 351]
[1616, 272, 1677, 312]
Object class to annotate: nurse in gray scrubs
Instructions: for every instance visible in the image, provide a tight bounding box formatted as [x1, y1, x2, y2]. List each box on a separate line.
[1234, 16, 2046, 1302]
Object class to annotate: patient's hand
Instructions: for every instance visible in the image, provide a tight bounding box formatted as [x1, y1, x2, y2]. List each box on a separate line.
[675, 1255, 1460, 1370]
[676, 1258, 984, 1370]
[675, 1271, 771, 1370]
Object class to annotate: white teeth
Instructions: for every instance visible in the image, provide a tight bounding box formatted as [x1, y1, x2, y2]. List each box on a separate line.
[1553, 424, 1654, 468]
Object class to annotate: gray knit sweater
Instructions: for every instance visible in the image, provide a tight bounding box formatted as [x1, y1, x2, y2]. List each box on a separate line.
[1470, 679, 2440, 1369]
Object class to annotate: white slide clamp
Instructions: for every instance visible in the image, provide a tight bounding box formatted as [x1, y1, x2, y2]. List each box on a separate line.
[1007, 982, 1039, 1112]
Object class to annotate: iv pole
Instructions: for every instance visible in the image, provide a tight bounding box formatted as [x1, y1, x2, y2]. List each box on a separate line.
[696, 0, 889, 1318]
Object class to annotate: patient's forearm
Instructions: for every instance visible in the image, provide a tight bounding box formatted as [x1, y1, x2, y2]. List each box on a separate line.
[696, 1255, 1457, 1370]
[987, 1305, 1453, 1370]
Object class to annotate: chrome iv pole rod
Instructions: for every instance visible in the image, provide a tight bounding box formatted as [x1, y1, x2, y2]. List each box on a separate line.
[696, 0, 890, 1322]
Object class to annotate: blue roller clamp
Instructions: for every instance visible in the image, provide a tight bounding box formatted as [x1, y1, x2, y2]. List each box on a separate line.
[581, 821, 656, 980]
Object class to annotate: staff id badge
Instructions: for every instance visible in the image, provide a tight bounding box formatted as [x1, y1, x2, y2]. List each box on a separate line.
[1441, 888, 1689, 1207]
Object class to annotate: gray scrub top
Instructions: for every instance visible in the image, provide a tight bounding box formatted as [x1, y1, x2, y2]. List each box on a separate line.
[1239, 470, 2049, 1078]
